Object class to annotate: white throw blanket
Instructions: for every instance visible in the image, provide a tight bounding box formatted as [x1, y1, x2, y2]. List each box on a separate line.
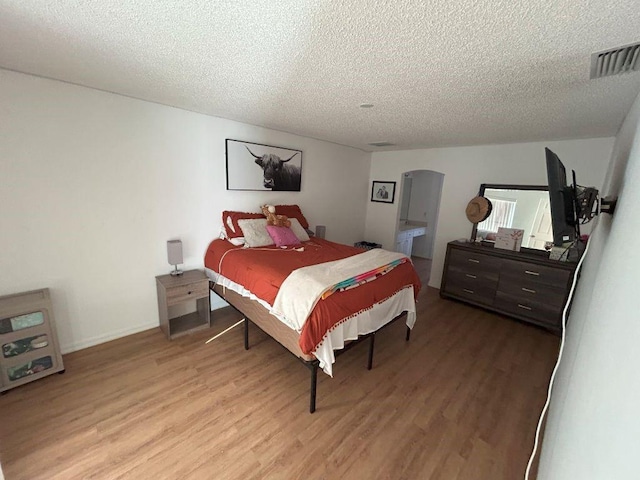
[271, 249, 407, 331]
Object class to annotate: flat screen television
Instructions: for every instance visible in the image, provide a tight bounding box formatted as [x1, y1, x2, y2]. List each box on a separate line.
[545, 148, 578, 246]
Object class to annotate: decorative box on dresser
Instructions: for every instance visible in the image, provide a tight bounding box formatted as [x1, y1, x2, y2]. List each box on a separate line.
[440, 240, 576, 334]
[156, 270, 211, 340]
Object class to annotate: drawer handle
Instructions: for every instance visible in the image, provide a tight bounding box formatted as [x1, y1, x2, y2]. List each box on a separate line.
[465, 274, 477, 279]
[463, 289, 474, 294]
[518, 304, 532, 311]
[521, 287, 536, 294]
[525, 270, 540, 276]
[468, 259, 480, 263]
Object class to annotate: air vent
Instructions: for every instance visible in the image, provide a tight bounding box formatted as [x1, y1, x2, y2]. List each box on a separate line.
[590, 42, 640, 79]
[368, 141, 395, 147]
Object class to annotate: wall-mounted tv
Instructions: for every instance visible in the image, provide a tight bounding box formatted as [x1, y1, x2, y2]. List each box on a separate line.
[545, 148, 578, 246]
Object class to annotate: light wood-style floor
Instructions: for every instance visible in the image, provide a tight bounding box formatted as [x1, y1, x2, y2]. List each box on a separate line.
[411, 256, 432, 285]
[0, 288, 558, 480]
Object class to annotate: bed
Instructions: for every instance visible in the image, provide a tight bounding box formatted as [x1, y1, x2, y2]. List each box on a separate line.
[204, 207, 422, 412]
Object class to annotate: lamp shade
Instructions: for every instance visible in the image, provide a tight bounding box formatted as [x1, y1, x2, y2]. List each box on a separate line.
[167, 240, 183, 265]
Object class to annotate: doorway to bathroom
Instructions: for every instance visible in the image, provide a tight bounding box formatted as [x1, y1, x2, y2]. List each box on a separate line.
[397, 170, 444, 286]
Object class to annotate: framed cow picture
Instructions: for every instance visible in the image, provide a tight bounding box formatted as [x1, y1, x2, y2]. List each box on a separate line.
[225, 139, 302, 191]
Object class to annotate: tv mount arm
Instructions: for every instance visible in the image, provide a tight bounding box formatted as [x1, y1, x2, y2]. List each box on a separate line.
[571, 170, 617, 226]
[600, 196, 618, 215]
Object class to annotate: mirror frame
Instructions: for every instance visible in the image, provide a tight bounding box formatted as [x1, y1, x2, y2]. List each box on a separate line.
[471, 183, 549, 253]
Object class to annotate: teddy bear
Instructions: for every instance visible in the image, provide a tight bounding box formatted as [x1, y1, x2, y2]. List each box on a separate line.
[261, 204, 291, 228]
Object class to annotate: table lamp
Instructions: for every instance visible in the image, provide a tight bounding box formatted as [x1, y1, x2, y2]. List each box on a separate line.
[167, 240, 183, 276]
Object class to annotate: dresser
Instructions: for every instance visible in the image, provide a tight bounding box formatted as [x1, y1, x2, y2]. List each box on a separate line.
[440, 241, 576, 333]
[0, 288, 64, 392]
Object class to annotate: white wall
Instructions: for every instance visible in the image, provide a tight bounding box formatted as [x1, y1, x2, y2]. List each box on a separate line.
[364, 138, 614, 287]
[537, 91, 640, 478]
[0, 69, 370, 353]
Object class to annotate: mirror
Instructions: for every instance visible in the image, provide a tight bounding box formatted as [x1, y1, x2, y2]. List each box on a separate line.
[471, 184, 552, 251]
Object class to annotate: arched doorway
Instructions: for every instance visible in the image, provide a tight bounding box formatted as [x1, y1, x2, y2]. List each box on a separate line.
[396, 170, 444, 286]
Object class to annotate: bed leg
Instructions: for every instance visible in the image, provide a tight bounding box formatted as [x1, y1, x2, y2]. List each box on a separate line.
[244, 318, 249, 350]
[367, 334, 375, 370]
[309, 361, 319, 414]
[406, 326, 411, 342]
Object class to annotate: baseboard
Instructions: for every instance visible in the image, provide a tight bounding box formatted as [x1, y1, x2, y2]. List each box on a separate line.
[60, 321, 158, 354]
[61, 296, 230, 354]
[210, 294, 229, 311]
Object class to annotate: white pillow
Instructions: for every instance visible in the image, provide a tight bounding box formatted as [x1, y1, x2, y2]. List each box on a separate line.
[219, 226, 245, 246]
[237, 218, 274, 247]
[289, 218, 310, 242]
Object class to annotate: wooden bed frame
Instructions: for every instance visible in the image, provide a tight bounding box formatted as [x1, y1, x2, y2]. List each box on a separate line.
[211, 282, 410, 413]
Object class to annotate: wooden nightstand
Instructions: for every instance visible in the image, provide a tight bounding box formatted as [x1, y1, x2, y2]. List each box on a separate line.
[156, 270, 211, 340]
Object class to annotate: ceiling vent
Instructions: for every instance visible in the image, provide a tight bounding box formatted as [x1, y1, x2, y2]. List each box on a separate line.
[368, 141, 396, 147]
[590, 42, 640, 79]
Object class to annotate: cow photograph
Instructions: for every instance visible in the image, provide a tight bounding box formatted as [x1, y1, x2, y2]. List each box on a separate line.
[226, 139, 302, 191]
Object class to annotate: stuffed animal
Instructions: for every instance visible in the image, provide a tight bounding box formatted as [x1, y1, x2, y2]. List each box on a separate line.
[261, 204, 291, 228]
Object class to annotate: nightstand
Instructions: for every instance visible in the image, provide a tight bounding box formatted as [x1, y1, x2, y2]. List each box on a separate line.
[156, 270, 211, 340]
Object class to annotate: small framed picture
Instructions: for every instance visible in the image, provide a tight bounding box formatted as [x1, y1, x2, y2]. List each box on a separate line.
[371, 181, 396, 204]
[494, 228, 525, 252]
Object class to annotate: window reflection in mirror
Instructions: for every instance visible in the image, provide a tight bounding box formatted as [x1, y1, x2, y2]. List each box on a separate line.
[472, 185, 552, 251]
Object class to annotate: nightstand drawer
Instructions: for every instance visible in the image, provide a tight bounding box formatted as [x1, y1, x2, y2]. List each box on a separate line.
[166, 280, 209, 306]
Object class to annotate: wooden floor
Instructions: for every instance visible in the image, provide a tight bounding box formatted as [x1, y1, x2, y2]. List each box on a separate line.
[411, 256, 432, 285]
[0, 288, 558, 480]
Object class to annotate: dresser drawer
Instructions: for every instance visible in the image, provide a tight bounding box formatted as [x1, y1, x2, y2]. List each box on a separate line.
[500, 260, 571, 289]
[494, 291, 562, 328]
[497, 277, 568, 308]
[443, 271, 497, 305]
[165, 280, 209, 306]
[448, 248, 501, 275]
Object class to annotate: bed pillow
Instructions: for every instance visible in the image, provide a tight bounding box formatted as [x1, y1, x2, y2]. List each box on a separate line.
[219, 226, 246, 246]
[237, 218, 274, 247]
[289, 218, 310, 242]
[274, 205, 309, 230]
[222, 211, 265, 239]
[266, 225, 302, 248]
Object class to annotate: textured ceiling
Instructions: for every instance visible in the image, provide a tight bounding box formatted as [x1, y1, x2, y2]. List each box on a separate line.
[1, 0, 639, 151]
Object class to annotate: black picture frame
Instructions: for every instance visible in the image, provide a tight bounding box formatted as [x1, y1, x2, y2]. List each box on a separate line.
[371, 181, 396, 203]
[226, 139, 302, 191]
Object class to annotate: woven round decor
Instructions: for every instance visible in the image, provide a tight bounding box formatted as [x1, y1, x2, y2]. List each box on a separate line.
[465, 196, 493, 223]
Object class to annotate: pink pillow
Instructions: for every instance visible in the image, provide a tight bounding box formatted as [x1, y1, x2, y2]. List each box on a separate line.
[266, 225, 301, 248]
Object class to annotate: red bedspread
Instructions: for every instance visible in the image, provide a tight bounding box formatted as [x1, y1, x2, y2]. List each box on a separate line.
[204, 238, 421, 355]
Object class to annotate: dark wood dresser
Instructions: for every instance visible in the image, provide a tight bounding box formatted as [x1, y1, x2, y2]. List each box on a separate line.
[440, 240, 577, 333]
